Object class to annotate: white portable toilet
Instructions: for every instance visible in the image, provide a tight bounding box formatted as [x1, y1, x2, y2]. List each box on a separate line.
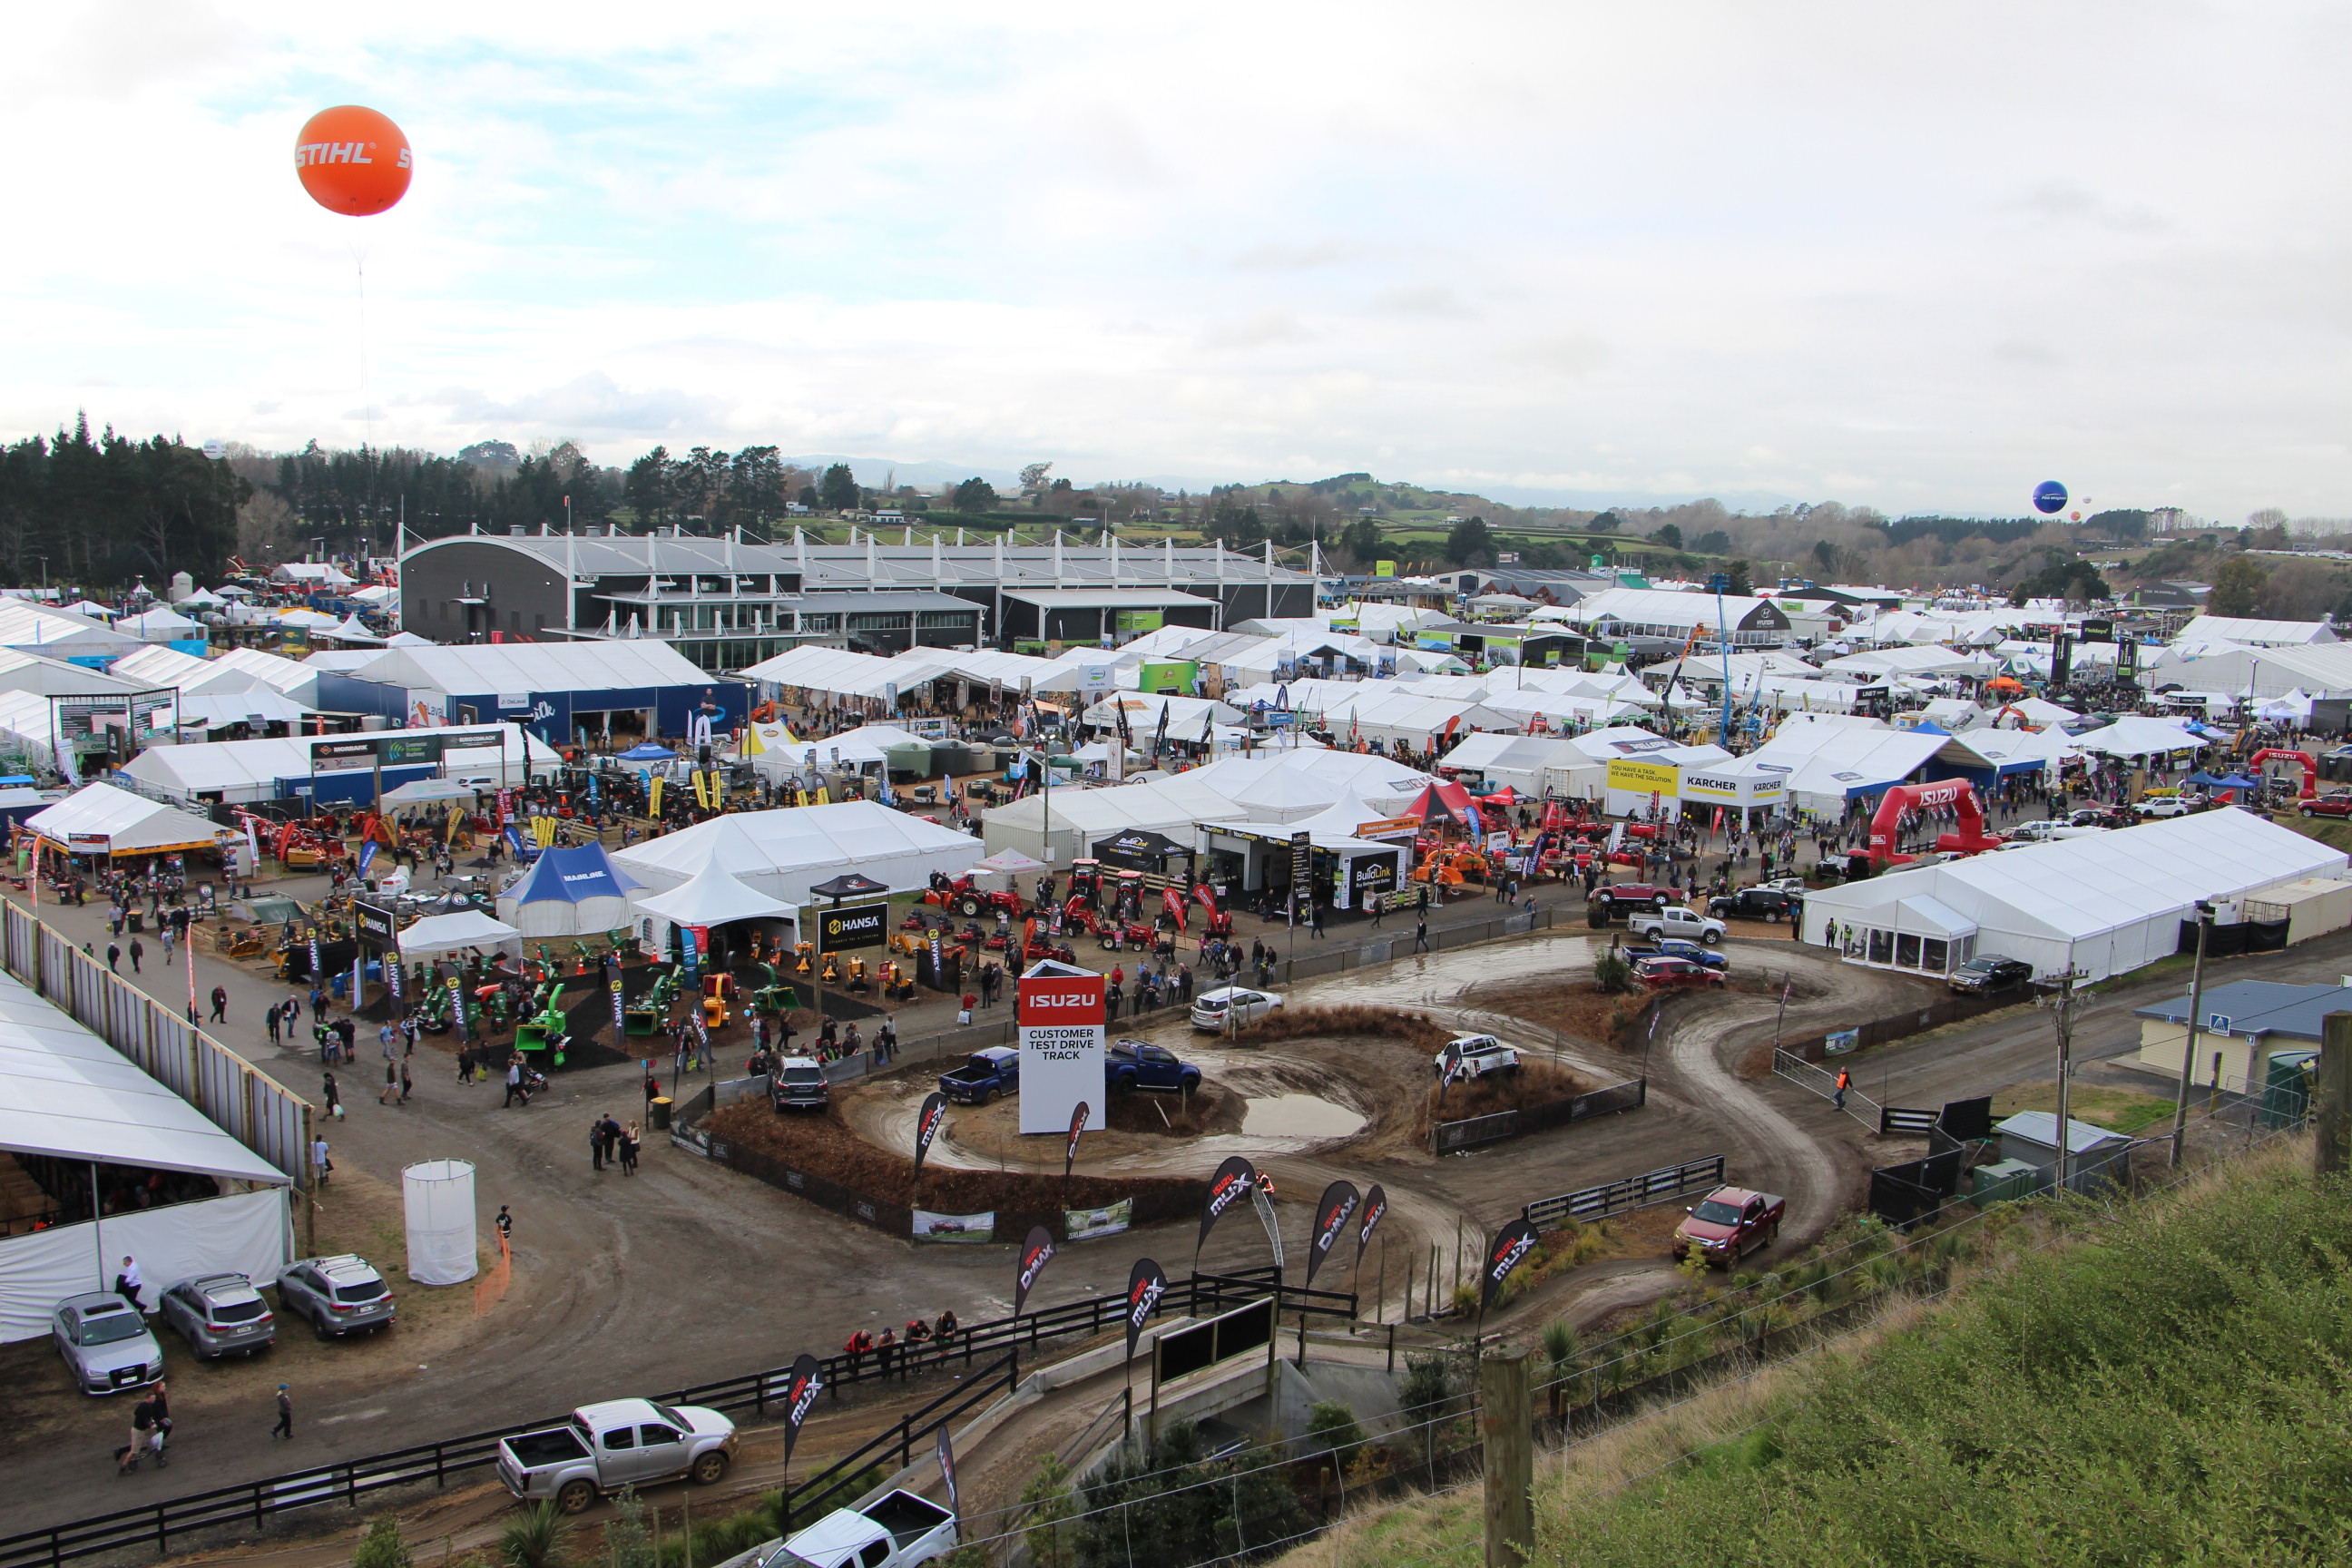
[402, 1159, 480, 1285]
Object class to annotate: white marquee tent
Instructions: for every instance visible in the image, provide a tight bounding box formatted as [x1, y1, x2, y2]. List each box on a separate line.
[613, 800, 985, 914]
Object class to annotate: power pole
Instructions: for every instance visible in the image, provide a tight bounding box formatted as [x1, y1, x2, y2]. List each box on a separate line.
[2318, 1011, 2352, 1179]
[2169, 903, 2215, 1169]
[1480, 1349, 1534, 1568]
[2039, 969, 2088, 1195]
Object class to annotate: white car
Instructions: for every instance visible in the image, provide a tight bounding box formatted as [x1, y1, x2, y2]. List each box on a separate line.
[1191, 987, 1284, 1032]
[2137, 796, 2196, 818]
[1435, 1034, 1520, 1078]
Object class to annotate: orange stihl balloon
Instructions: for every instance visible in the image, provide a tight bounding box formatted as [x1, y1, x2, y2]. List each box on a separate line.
[294, 105, 412, 216]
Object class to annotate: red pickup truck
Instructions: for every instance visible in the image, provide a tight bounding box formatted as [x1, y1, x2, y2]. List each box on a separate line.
[2299, 794, 2352, 818]
[1672, 1186, 1784, 1267]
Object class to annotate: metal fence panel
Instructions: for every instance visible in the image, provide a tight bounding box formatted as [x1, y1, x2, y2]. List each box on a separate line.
[1524, 1153, 1725, 1230]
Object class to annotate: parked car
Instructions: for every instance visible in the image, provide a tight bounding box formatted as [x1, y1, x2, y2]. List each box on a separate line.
[158, 1272, 275, 1360]
[746, 1490, 959, 1568]
[1708, 887, 1804, 924]
[2137, 795, 2197, 818]
[770, 1055, 829, 1112]
[937, 1046, 1020, 1105]
[52, 1293, 162, 1396]
[1434, 1034, 1520, 1078]
[1631, 955, 1726, 990]
[1592, 883, 1675, 916]
[2299, 793, 2352, 818]
[1625, 905, 1729, 946]
[1634, 936, 1729, 970]
[497, 1397, 737, 1514]
[1107, 1040, 1202, 1094]
[1191, 986, 1283, 1032]
[1949, 955, 2034, 994]
[2004, 819, 2063, 842]
[276, 1254, 397, 1339]
[1672, 1186, 1784, 1266]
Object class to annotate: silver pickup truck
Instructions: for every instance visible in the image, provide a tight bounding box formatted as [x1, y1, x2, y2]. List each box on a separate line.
[497, 1397, 737, 1513]
[735, 1491, 957, 1568]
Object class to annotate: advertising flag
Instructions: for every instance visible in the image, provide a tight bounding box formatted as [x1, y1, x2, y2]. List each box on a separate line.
[1355, 1184, 1388, 1269]
[914, 1092, 948, 1174]
[782, 1353, 822, 1465]
[1198, 1155, 1258, 1256]
[1483, 1217, 1541, 1311]
[1306, 1180, 1361, 1287]
[1064, 1100, 1089, 1180]
[936, 1425, 960, 1524]
[1123, 1258, 1167, 1361]
[1250, 1182, 1285, 1272]
[1014, 1225, 1056, 1316]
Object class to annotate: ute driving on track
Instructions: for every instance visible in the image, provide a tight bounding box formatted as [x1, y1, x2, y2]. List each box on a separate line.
[744, 1491, 959, 1568]
[938, 1046, 1020, 1105]
[1673, 1186, 1784, 1267]
[1106, 1039, 1201, 1093]
[497, 1397, 736, 1513]
[1435, 1034, 1520, 1078]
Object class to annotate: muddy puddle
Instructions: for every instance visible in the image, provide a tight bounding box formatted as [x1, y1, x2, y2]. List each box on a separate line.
[1241, 1093, 1366, 1139]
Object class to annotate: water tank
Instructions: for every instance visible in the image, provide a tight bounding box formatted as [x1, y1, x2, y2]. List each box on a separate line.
[402, 1159, 480, 1285]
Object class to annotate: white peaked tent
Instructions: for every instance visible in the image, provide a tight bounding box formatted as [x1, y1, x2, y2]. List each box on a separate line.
[968, 846, 1048, 893]
[394, 910, 522, 958]
[635, 863, 797, 929]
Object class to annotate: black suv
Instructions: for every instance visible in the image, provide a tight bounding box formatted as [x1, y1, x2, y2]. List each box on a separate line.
[1950, 955, 2033, 994]
[1707, 887, 1804, 925]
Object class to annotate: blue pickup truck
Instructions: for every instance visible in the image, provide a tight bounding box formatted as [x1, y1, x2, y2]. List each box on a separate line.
[937, 1046, 1019, 1105]
[1106, 1040, 1201, 1094]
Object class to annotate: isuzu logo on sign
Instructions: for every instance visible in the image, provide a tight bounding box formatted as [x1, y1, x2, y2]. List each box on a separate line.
[1018, 972, 1106, 1135]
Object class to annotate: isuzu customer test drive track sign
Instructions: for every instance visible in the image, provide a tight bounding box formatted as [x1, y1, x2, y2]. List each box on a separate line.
[1017, 965, 1107, 1135]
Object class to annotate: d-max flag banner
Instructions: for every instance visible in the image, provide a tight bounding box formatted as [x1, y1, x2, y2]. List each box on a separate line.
[913, 1093, 948, 1174]
[1014, 1224, 1056, 1316]
[1306, 1181, 1360, 1287]
[1250, 1183, 1285, 1272]
[1483, 1217, 1540, 1311]
[936, 1425, 960, 1524]
[1198, 1156, 1258, 1256]
[782, 1353, 822, 1465]
[1355, 1184, 1388, 1269]
[1064, 1100, 1090, 1180]
[1123, 1258, 1167, 1361]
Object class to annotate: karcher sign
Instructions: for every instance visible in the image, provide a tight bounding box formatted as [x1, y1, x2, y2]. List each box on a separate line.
[1681, 771, 1784, 804]
[1606, 759, 1681, 798]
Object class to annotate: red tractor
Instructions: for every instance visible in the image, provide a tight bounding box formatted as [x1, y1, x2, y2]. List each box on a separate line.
[923, 873, 1024, 920]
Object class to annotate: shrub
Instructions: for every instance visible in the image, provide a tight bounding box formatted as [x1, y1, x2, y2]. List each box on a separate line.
[497, 1504, 569, 1568]
[354, 1517, 413, 1568]
[1593, 953, 1632, 994]
[1307, 1400, 1367, 1466]
[1020, 1453, 1078, 1568]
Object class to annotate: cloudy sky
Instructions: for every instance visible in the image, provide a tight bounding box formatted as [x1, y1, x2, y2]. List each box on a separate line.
[2, 1, 2346, 516]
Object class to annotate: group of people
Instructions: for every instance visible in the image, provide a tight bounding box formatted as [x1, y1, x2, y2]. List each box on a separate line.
[841, 1308, 960, 1380]
[587, 1112, 642, 1174]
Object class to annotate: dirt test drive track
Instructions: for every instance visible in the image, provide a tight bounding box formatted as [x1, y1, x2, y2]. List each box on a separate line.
[0, 912, 1928, 1546]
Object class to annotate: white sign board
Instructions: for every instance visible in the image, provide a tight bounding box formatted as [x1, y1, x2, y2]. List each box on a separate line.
[1017, 974, 1107, 1135]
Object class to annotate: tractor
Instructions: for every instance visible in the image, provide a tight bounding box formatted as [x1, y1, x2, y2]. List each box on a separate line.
[923, 872, 1024, 920]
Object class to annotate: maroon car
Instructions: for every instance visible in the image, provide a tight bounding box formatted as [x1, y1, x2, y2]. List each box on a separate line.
[1593, 883, 1675, 915]
[1632, 955, 1725, 990]
[2300, 794, 2352, 818]
[1673, 1186, 1784, 1266]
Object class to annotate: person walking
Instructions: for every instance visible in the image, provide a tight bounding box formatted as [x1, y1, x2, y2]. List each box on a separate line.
[397, 1058, 413, 1105]
[106, 941, 121, 974]
[495, 1205, 513, 1245]
[1413, 916, 1429, 954]
[311, 1136, 331, 1185]
[267, 1002, 283, 1048]
[128, 936, 142, 975]
[270, 1385, 293, 1441]
[209, 985, 228, 1024]
[505, 1057, 524, 1108]
[321, 1073, 341, 1121]
[1833, 1068, 1851, 1111]
[121, 1395, 157, 1475]
[161, 924, 175, 966]
[147, 1380, 172, 1465]
[1309, 900, 1324, 938]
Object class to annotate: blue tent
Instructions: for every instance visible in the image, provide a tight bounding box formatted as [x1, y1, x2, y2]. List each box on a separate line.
[617, 742, 675, 761]
[1906, 720, 1950, 736]
[498, 843, 642, 936]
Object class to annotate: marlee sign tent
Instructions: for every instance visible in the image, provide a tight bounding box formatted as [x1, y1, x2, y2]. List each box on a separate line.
[495, 843, 642, 938]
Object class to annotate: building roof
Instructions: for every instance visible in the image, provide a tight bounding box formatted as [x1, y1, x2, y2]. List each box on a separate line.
[612, 799, 985, 906]
[1002, 588, 1225, 610]
[116, 724, 560, 798]
[2134, 980, 2352, 1042]
[26, 782, 227, 855]
[2174, 614, 2337, 648]
[1995, 1112, 2132, 1153]
[354, 642, 719, 696]
[0, 968, 288, 1183]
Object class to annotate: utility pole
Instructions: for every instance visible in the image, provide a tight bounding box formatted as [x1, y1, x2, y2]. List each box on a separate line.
[2169, 902, 2215, 1168]
[2041, 969, 2087, 1195]
[1480, 1349, 1533, 1568]
[2318, 1011, 2352, 1178]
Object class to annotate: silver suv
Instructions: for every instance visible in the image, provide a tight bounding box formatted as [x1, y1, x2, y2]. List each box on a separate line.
[159, 1273, 277, 1360]
[277, 1255, 397, 1339]
[52, 1293, 163, 1396]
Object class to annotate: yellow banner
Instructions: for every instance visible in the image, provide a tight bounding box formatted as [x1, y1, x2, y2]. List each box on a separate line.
[1606, 759, 1680, 798]
[650, 778, 664, 816]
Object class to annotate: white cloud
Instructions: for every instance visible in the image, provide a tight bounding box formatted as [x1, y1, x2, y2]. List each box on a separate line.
[0, 1, 2346, 514]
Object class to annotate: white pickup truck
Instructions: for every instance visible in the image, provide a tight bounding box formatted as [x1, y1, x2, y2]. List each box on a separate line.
[1624, 906, 1727, 946]
[497, 1397, 738, 1513]
[1434, 1034, 1520, 1079]
[735, 1491, 958, 1568]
